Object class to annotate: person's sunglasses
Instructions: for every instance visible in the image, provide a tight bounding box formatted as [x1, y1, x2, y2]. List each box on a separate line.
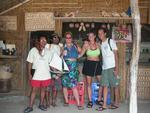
[66, 37, 72, 39]
[53, 36, 58, 39]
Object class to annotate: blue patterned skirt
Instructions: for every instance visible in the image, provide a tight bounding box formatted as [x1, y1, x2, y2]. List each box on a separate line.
[61, 60, 79, 88]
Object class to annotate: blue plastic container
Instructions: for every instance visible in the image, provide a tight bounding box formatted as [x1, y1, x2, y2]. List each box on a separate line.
[91, 82, 111, 105]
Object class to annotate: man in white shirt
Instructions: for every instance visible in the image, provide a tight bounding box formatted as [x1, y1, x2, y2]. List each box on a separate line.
[24, 35, 52, 113]
[97, 27, 119, 111]
[45, 33, 63, 107]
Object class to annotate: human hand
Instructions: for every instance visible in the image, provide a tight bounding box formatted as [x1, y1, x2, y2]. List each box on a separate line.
[113, 68, 118, 77]
[28, 73, 32, 80]
[63, 50, 67, 56]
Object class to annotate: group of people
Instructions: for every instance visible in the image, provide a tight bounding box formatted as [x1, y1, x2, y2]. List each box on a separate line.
[24, 27, 120, 113]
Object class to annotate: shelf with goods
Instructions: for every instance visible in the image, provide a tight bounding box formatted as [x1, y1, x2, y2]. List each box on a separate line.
[0, 55, 18, 59]
[0, 38, 24, 92]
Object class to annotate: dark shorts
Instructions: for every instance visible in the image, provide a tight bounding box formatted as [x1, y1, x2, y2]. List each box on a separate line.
[82, 60, 102, 77]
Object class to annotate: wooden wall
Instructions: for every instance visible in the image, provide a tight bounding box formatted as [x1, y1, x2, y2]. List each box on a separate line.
[0, 0, 149, 101]
[139, 0, 150, 24]
[0, 8, 28, 91]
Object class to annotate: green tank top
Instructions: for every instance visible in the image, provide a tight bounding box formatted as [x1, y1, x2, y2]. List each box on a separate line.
[86, 48, 100, 57]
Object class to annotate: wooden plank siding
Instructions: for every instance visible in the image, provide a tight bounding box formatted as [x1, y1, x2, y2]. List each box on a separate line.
[0, 0, 149, 101]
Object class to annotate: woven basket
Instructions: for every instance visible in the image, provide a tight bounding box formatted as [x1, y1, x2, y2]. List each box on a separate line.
[137, 66, 150, 99]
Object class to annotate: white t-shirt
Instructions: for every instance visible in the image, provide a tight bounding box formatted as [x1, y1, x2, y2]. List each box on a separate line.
[101, 38, 118, 70]
[45, 44, 61, 56]
[26, 47, 52, 80]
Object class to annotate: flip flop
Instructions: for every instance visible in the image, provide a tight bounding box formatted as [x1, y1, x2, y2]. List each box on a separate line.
[86, 101, 93, 108]
[77, 106, 84, 110]
[95, 100, 103, 106]
[96, 106, 107, 111]
[52, 103, 57, 107]
[63, 102, 69, 106]
[109, 104, 119, 109]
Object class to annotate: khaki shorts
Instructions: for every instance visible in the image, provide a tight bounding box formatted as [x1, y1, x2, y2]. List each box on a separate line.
[100, 68, 119, 87]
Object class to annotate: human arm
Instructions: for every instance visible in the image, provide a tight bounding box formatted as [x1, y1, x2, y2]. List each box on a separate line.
[27, 62, 33, 80]
[113, 50, 119, 76]
[26, 48, 34, 80]
[78, 43, 88, 58]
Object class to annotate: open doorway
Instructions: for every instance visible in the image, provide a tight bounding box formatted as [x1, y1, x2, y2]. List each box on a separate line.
[29, 31, 54, 49]
[25, 30, 54, 95]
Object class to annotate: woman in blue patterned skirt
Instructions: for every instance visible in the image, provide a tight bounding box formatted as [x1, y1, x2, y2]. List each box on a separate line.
[61, 32, 84, 110]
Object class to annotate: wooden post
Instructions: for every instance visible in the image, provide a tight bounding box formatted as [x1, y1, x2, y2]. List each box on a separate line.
[129, 0, 141, 113]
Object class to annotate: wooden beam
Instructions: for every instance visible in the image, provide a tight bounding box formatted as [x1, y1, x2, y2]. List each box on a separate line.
[129, 0, 141, 113]
[0, 0, 31, 15]
[149, 7, 150, 24]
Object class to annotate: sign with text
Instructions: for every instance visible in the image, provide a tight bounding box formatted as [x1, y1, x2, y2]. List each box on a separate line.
[0, 16, 17, 31]
[25, 12, 55, 31]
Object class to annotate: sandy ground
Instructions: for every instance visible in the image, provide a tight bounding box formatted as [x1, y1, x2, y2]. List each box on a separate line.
[0, 96, 150, 113]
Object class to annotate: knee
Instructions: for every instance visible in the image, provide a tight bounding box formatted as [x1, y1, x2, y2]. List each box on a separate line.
[86, 83, 92, 88]
[32, 87, 38, 93]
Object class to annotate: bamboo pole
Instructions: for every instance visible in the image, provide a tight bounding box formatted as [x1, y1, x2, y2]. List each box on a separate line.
[0, 0, 31, 15]
[129, 0, 141, 113]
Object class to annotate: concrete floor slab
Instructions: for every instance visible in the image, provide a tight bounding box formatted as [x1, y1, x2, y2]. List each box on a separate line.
[0, 96, 149, 113]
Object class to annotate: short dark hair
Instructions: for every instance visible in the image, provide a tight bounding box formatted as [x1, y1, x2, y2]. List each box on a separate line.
[51, 33, 60, 41]
[98, 27, 107, 34]
[37, 35, 47, 42]
[88, 29, 96, 36]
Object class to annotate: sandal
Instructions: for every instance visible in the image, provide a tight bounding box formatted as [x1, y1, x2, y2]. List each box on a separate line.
[38, 105, 47, 111]
[77, 106, 84, 110]
[95, 100, 103, 106]
[63, 102, 69, 106]
[24, 107, 33, 113]
[96, 106, 107, 111]
[86, 101, 93, 108]
[52, 103, 57, 107]
[109, 104, 119, 109]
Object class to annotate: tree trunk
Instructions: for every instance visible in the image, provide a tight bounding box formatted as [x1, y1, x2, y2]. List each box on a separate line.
[129, 0, 141, 113]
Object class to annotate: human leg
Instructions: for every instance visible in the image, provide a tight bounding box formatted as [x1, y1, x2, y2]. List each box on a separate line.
[108, 68, 119, 109]
[38, 79, 51, 111]
[103, 86, 108, 108]
[114, 86, 119, 106]
[24, 87, 38, 113]
[52, 86, 57, 106]
[99, 69, 110, 108]
[86, 76, 93, 108]
[45, 90, 51, 107]
[96, 86, 108, 111]
[72, 87, 80, 106]
[29, 87, 38, 107]
[38, 87, 47, 111]
[96, 76, 103, 105]
[40, 87, 46, 105]
[45, 83, 52, 107]
[63, 87, 69, 105]
[72, 87, 84, 110]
